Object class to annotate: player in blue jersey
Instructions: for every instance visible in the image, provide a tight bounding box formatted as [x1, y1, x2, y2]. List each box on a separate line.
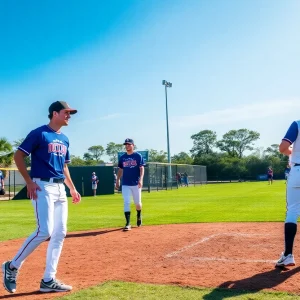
[115, 138, 145, 231]
[284, 163, 291, 184]
[267, 167, 273, 185]
[2, 101, 81, 294]
[91, 172, 99, 196]
[276, 121, 300, 267]
[0, 170, 4, 192]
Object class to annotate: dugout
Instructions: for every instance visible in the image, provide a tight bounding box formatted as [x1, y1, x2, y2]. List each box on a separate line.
[12, 166, 114, 200]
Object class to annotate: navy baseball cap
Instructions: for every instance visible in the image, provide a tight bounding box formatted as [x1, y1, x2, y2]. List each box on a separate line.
[123, 138, 134, 145]
[49, 101, 77, 115]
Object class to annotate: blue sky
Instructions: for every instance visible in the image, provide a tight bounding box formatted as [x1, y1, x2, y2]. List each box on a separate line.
[1, 0, 300, 161]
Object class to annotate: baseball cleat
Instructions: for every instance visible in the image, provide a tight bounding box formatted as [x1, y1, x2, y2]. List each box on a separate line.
[2, 261, 18, 293]
[137, 217, 142, 227]
[123, 225, 131, 231]
[275, 253, 295, 267]
[40, 278, 72, 292]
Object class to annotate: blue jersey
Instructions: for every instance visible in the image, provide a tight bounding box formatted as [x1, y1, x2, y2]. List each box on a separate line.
[118, 152, 145, 186]
[92, 175, 98, 184]
[0, 170, 3, 181]
[18, 125, 70, 179]
[283, 121, 299, 144]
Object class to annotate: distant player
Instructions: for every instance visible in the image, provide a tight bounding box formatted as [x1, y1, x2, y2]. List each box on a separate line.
[276, 120, 300, 267]
[2, 101, 81, 294]
[284, 164, 291, 184]
[91, 172, 99, 196]
[0, 170, 4, 191]
[115, 138, 145, 231]
[267, 167, 273, 185]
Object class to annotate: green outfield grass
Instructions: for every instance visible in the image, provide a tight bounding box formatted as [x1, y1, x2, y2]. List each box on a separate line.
[0, 181, 286, 241]
[1, 181, 295, 299]
[0, 181, 285, 241]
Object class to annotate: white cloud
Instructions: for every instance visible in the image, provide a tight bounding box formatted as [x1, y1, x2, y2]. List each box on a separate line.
[172, 99, 300, 128]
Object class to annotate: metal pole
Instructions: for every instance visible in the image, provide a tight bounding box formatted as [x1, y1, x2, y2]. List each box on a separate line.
[165, 85, 171, 165]
[165, 85, 172, 185]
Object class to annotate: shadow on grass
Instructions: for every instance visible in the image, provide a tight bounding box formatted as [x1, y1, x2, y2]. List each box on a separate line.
[203, 266, 300, 300]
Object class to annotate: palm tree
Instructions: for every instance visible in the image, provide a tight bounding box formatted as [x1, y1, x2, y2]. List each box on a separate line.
[13, 138, 31, 167]
[0, 137, 13, 167]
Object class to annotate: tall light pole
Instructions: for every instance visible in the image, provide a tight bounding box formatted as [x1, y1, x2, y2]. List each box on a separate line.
[162, 80, 172, 184]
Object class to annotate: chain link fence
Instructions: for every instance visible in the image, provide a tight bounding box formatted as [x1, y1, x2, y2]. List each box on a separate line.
[144, 163, 207, 192]
[0, 169, 26, 200]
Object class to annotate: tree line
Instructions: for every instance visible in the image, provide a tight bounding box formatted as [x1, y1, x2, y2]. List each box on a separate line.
[0, 128, 288, 180]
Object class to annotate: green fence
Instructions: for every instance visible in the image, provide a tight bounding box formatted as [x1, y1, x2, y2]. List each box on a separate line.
[1, 164, 206, 200]
[2, 166, 115, 200]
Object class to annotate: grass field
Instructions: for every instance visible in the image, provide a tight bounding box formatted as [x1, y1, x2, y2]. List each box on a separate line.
[1, 181, 297, 299]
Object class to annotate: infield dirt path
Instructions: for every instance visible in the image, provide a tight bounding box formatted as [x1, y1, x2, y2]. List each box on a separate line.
[1, 223, 300, 299]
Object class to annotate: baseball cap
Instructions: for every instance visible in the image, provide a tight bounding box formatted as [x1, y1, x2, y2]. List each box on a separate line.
[49, 101, 77, 115]
[123, 138, 134, 145]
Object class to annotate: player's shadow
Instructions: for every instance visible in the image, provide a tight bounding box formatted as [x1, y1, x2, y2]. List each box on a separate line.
[65, 228, 122, 239]
[0, 291, 41, 299]
[203, 266, 300, 300]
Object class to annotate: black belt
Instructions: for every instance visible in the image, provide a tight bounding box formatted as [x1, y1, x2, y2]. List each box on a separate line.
[294, 164, 300, 166]
[40, 178, 64, 183]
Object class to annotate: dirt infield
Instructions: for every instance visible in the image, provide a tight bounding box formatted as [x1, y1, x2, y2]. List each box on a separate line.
[1, 222, 300, 299]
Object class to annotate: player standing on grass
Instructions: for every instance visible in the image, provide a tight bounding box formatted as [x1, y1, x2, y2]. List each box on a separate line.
[115, 138, 145, 231]
[276, 121, 300, 267]
[267, 167, 273, 185]
[2, 101, 81, 294]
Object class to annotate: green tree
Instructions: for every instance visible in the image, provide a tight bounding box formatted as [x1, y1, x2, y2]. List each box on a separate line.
[219, 155, 247, 179]
[106, 142, 123, 164]
[264, 144, 284, 159]
[84, 145, 105, 162]
[190, 130, 217, 157]
[217, 129, 260, 158]
[0, 138, 13, 167]
[147, 149, 168, 163]
[171, 152, 193, 164]
[69, 155, 86, 166]
[82, 152, 102, 165]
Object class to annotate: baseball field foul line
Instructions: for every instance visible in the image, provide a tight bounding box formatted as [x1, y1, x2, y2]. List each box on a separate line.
[165, 232, 273, 258]
[190, 257, 277, 263]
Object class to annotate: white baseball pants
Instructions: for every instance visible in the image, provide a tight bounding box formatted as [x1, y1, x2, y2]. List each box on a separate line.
[11, 179, 68, 280]
[286, 166, 300, 224]
[122, 185, 142, 211]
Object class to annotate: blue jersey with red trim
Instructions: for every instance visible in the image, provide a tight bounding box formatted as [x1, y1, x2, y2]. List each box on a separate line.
[118, 152, 145, 186]
[18, 125, 70, 179]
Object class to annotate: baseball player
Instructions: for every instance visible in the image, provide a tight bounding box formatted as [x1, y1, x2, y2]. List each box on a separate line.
[115, 138, 145, 231]
[0, 170, 4, 191]
[267, 167, 273, 185]
[276, 120, 300, 267]
[2, 101, 81, 293]
[91, 172, 99, 196]
[284, 164, 291, 184]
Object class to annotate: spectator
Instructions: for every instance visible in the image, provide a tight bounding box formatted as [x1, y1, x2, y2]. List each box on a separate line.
[176, 172, 182, 186]
[91, 172, 99, 196]
[0, 169, 4, 191]
[183, 172, 189, 187]
[113, 171, 117, 190]
[267, 167, 273, 185]
[285, 164, 291, 184]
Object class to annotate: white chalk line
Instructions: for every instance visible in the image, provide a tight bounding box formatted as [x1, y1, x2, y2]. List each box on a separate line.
[190, 257, 277, 264]
[165, 232, 274, 258]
